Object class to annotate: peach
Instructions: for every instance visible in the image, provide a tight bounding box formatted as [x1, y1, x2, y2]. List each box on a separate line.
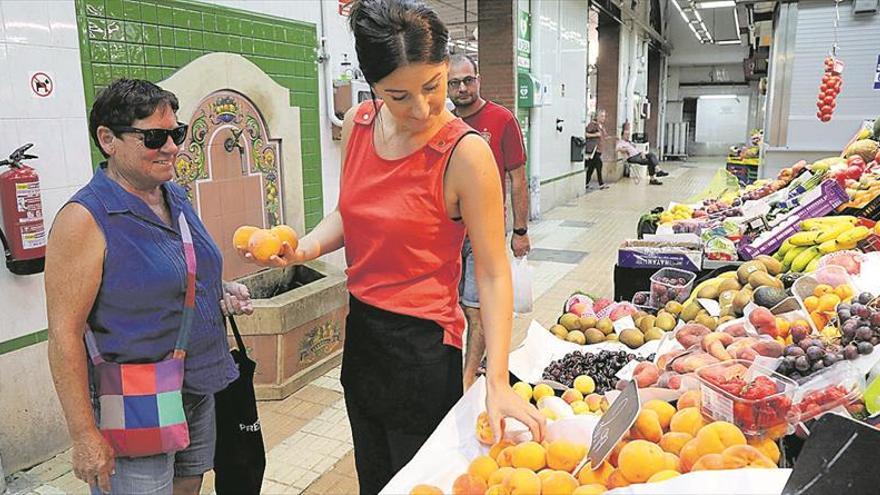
[533, 383, 555, 402]
[505, 468, 542, 495]
[476, 411, 496, 445]
[247, 229, 282, 262]
[748, 437, 781, 464]
[678, 439, 701, 473]
[695, 421, 747, 458]
[488, 467, 516, 487]
[677, 390, 702, 410]
[511, 441, 547, 471]
[606, 469, 631, 489]
[669, 407, 705, 437]
[659, 432, 693, 455]
[561, 388, 584, 404]
[691, 453, 726, 472]
[720, 445, 777, 469]
[570, 400, 589, 415]
[410, 484, 443, 495]
[546, 440, 585, 472]
[663, 452, 680, 472]
[644, 399, 677, 431]
[540, 471, 578, 495]
[572, 484, 607, 495]
[630, 409, 663, 443]
[468, 455, 500, 483]
[647, 470, 681, 483]
[633, 362, 661, 388]
[585, 394, 603, 412]
[577, 460, 614, 486]
[232, 225, 258, 250]
[452, 473, 487, 495]
[497, 447, 516, 468]
[618, 440, 666, 484]
[269, 224, 298, 251]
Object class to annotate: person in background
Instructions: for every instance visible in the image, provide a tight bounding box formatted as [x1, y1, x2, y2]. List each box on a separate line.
[584, 109, 609, 190]
[46, 79, 253, 495]
[617, 120, 667, 185]
[242, 1, 545, 493]
[447, 53, 531, 390]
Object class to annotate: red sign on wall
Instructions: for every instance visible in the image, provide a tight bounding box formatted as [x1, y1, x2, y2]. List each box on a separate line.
[338, 0, 354, 16]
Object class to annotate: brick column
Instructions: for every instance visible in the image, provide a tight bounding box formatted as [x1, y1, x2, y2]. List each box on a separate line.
[478, 0, 516, 113]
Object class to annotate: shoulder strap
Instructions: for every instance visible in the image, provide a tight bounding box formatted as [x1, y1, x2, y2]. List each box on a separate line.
[227, 315, 247, 359]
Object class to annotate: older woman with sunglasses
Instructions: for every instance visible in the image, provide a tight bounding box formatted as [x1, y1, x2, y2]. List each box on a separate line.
[45, 79, 252, 495]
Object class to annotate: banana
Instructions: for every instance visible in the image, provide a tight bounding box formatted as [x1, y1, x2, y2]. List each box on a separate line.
[800, 216, 859, 230]
[806, 257, 821, 273]
[838, 239, 859, 251]
[783, 246, 808, 271]
[816, 223, 854, 243]
[837, 225, 870, 246]
[789, 231, 823, 246]
[819, 239, 842, 254]
[773, 251, 785, 262]
[791, 246, 821, 273]
[777, 238, 795, 257]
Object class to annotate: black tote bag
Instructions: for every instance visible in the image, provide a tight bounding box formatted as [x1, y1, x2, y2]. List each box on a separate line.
[214, 315, 266, 494]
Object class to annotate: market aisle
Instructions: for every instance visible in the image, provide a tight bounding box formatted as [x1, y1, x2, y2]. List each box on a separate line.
[8, 160, 721, 495]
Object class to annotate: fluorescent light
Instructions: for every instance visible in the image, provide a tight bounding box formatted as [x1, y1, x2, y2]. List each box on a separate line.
[696, 1, 736, 8]
[733, 7, 741, 33]
[716, 39, 741, 45]
[699, 94, 739, 99]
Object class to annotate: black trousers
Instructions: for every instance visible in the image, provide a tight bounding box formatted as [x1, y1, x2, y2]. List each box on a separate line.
[341, 296, 463, 495]
[626, 152, 658, 177]
[584, 151, 604, 186]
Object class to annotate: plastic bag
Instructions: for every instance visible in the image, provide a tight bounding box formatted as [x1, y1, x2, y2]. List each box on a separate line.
[511, 256, 533, 314]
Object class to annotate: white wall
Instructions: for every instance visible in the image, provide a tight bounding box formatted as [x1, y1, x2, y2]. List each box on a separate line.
[667, 7, 748, 66]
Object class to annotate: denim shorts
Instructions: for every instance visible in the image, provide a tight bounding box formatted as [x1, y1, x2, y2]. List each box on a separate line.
[459, 237, 480, 308]
[90, 393, 216, 495]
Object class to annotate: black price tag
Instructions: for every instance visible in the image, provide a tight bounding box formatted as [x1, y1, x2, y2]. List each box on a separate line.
[578, 380, 640, 473]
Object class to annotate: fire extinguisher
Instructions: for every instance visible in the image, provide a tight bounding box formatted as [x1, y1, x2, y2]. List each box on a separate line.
[0, 144, 46, 275]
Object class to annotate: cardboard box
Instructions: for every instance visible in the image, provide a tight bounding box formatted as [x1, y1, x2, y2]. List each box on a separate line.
[617, 238, 703, 272]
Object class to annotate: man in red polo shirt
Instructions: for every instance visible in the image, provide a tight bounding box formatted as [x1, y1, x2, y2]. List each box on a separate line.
[449, 54, 530, 390]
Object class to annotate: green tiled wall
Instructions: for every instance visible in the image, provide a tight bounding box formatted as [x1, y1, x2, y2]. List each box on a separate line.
[75, 0, 324, 230]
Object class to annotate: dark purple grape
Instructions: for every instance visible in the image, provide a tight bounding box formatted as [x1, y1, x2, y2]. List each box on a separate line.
[845, 344, 860, 360]
[806, 346, 824, 361]
[870, 313, 880, 327]
[839, 310, 853, 321]
[858, 342, 874, 355]
[857, 305, 872, 319]
[795, 356, 811, 372]
[824, 353, 840, 366]
[785, 345, 805, 357]
[791, 326, 810, 343]
[857, 326, 873, 341]
[799, 338, 815, 351]
[858, 292, 874, 305]
[811, 360, 826, 372]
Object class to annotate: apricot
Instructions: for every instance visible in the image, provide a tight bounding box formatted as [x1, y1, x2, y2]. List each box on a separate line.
[748, 437, 781, 464]
[497, 446, 516, 468]
[247, 229, 282, 262]
[537, 469, 555, 483]
[561, 388, 584, 404]
[678, 438, 701, 473]
[662, 452, 680, 472]
[490, 440, 516, 461]
[577, 460, 613, 486]
[721, 445, 777, 469]
[513, 382, 533, 402]
[546, 439, 585, 472]
[630, 409, 663, 443]
[486, 485, 510, 495]
[669, 407, 705, 437]
[618, 439, 666, 484]
[606, 469, 631, 489]
[695, 421, 747, 458]
[570, 400, 589, 415]
[505, 468, 541, 495]
[410, 484, 443, 495]
[585, 394, 603, 412]
[269, 224, 298, 251]
[647, 470, 681, 483]
[511, 441, 547, 471]
[533, 383, 555, 402]
[476, 411, 496, 445]
[232, 225, 258, 250]
[468, 455, 500, 483]
[644, 399, 677, 431]
[677, 390, 701, 410]
[691, 453, 726, 471]
[488, 467, 516, 487]
[573, 375, 596, 395]
[539, 407, 558, 421]
[540, 471, 578, 495]
[659, 432, 693, 455]
[608, 440, 628, 467]
[452, 473, 487, 495]
[572, 484, 607, 495]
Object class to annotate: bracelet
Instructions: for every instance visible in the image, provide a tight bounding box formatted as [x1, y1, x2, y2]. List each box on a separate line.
[513, 227, 528, 236]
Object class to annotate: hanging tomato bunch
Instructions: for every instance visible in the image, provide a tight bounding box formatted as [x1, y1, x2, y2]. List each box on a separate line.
[816, 57, 844, 123]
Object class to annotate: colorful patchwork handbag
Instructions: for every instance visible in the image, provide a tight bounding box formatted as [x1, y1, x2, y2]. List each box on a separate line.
[85, 211, 197, 458]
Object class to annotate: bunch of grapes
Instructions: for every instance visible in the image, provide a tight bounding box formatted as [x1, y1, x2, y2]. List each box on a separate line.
[542, 350, 653, 392]
[838, 292, 880, 357]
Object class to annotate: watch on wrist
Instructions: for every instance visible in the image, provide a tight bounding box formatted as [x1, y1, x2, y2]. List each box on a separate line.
[513, 227, 528, 236]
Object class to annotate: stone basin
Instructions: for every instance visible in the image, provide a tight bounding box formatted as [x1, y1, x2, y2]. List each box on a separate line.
[231, 260, 348, 400]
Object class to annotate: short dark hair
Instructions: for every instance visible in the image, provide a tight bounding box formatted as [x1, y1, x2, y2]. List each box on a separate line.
[89, 79, 180, 157]
[349, 0, 449, 85]
[450, 53, 478, 74]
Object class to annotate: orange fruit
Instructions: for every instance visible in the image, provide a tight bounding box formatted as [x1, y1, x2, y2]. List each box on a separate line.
[232, 225, 258, 250]
[468, 455, 499, 483]
[818, 293, 841, 312]
[247, 229, 282, 262]
[813, 284, 834, 297]
[410, 484, 443, 495]
[269, 224, 299, 251]
[803, 296, 819, 313]
[835, 284, 853, 301]
[617, 440, 666, 484]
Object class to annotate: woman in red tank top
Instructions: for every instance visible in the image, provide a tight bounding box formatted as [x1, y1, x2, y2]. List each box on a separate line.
[245, 1, 545, 491]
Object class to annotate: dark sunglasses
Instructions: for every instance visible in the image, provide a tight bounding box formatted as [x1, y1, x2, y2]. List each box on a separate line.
[448, 76, 478, 89]
[111, 123, 189, 149]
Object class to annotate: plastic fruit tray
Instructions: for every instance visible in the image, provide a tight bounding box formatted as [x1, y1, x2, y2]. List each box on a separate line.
[790, 361, 864, 424]
[649, 267, 696, 308]
[791, 265, 855, 332]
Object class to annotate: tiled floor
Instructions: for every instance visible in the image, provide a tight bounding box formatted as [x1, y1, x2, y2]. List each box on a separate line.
[7, 160, 722, 495]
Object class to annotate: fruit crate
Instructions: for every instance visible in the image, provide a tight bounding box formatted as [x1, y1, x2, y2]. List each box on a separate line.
[791, 265, 855, 332]
[738, 180, 849, 260]
[789, 361, 864, 424]
[649, 267, 696, 308]
[697, 359, 798, 436]
[839, 189, 880, 220]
